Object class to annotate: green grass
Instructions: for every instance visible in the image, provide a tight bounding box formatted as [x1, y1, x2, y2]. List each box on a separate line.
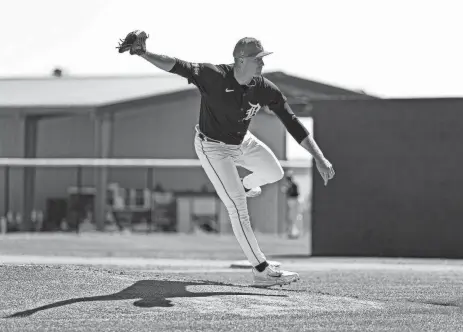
[0, 233, 462, 331]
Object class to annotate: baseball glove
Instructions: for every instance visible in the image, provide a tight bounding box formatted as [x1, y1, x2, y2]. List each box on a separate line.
[116, 30, 149, 55]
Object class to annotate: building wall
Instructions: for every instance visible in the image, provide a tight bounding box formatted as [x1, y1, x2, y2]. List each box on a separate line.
[311, 98, 463, 258]
[33, 115, 96, 210]
[21, 95, 286, 233]
[110, 96, 209, 197]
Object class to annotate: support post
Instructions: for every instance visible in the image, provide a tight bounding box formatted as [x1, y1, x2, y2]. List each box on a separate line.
[75, 166, 82, 234]
[4, 166, 10, 217]
[94, 113, 113, 231]
[22, 116, 38, 231]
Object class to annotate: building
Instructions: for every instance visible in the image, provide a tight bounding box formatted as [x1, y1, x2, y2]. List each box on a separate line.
[0, 71, 374, 233]
[310, 97, 463, 258]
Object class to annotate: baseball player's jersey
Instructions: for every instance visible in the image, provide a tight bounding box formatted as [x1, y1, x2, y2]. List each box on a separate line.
[169, 59, 309, 145]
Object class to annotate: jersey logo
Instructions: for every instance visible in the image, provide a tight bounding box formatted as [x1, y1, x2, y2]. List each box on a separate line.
[243, 102, 261, 121]
[225, 88, 234, 92]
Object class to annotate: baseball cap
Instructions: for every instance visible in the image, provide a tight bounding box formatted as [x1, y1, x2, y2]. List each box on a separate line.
[233, 37, 273, 58]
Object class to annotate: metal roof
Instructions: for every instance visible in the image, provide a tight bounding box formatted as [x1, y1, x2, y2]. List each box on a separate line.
[0, 75, 194, 108]
[0, 72, 375, 116]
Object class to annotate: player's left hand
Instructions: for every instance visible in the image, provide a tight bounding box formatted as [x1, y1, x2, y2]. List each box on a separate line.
[315, 158, 335, 186]
[116, 30, 149, 55]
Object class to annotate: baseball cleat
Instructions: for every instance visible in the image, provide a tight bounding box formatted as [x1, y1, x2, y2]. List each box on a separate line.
[245, 186, 262, 198]
[252, 265, 300, 288]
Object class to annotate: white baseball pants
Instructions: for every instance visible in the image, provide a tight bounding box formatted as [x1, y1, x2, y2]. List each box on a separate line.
[194, 128, 284, 266]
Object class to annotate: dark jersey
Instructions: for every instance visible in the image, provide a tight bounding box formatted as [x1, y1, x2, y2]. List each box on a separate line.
[169, 59, 309, 145]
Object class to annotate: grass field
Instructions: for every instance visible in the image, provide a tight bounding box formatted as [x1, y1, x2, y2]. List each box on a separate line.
[1, 233, 462, 331]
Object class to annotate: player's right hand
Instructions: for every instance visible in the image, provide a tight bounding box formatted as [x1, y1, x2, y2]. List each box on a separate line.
[315, 158, 335, 186]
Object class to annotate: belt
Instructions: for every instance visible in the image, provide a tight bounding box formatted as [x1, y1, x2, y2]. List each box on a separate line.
[197, 132, 224, 144]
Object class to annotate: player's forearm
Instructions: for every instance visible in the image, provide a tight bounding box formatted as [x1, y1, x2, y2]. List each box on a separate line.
[139, 52, 176, 72]
[300, 134, 327, 162]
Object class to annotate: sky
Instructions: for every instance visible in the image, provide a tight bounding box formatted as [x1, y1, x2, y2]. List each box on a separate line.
[1, 0, 462, 99]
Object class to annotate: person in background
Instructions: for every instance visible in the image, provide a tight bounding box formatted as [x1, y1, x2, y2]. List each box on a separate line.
[282, 170, 301, 239]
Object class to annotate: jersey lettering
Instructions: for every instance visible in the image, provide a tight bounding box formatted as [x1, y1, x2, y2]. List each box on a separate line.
[243, 102, 261, 121]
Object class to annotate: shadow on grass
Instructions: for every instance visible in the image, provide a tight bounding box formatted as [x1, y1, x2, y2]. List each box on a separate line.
[410, 299, 463, 309]
[6, 279, 286, 318]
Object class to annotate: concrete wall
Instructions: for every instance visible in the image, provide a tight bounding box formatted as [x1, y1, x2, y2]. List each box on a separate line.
[12, 95, 287, 233]
[311, 99, 463, 258]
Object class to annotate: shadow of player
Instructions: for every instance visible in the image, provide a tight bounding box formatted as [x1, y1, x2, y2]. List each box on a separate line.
[6, 279, 286, 318]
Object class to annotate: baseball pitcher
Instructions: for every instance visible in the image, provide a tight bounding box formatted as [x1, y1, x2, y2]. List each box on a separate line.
[117, 31, 335, 287]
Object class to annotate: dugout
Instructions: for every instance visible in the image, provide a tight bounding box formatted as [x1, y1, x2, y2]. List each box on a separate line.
[311, 98, 463, 258]
[0, 72, 372, 234]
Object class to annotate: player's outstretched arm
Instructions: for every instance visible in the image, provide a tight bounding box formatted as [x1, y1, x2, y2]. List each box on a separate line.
[287, 116, 335, 186]
[299, 134, 325, 162]
[268, 98, 335, 185]
[282, 110, 335, 186]
[263, 78, 335, 185]
[116, 30, 212, 92]
[139, 52, 176, 72]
